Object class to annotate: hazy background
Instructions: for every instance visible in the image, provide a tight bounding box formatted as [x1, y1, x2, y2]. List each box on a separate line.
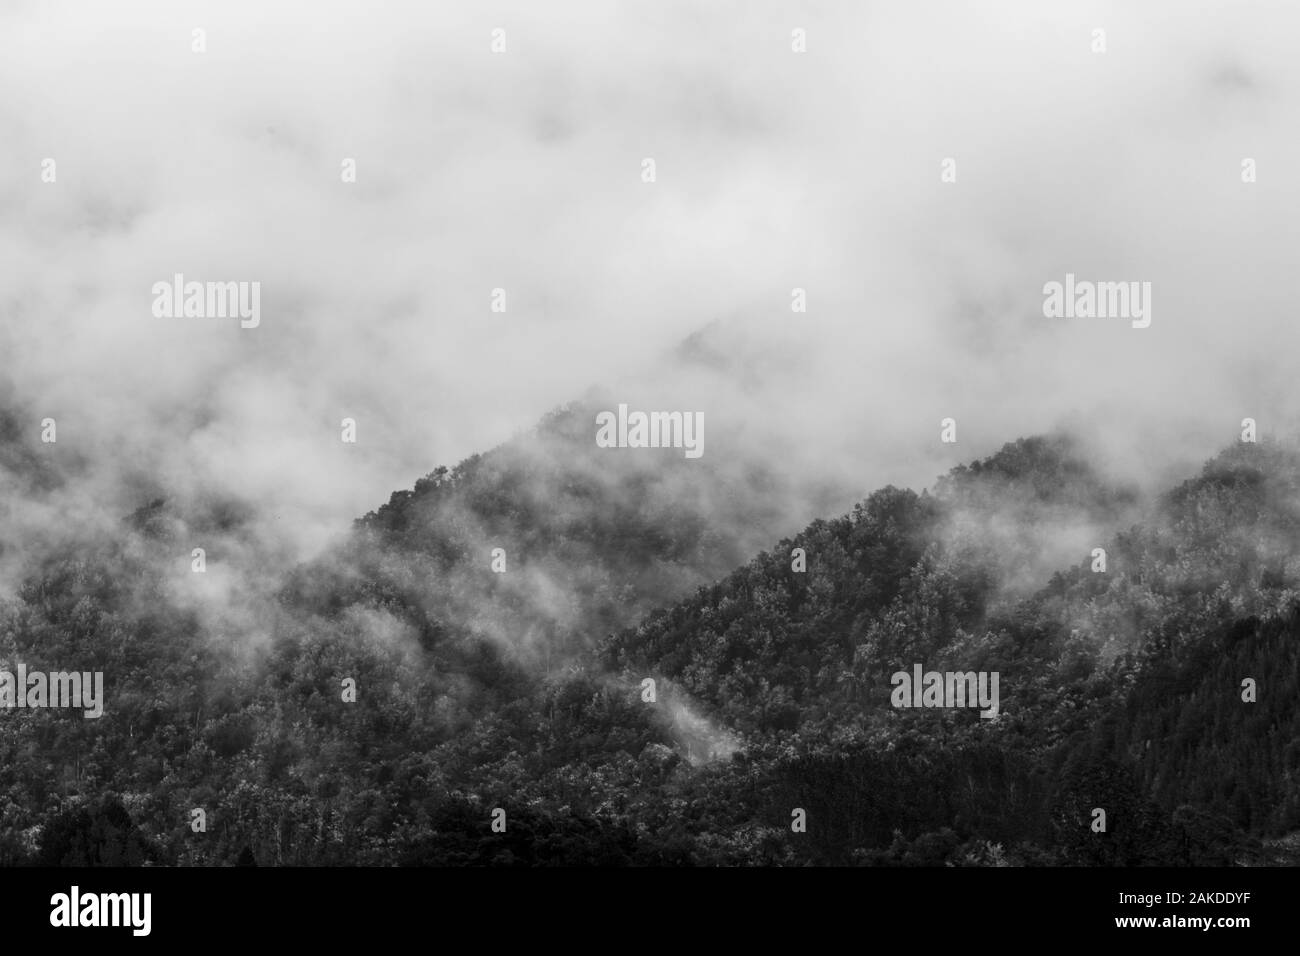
[1, 0, 1297, 570]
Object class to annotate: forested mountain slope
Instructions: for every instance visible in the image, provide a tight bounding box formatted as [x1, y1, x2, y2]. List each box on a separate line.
[1, 413, 1296, 866]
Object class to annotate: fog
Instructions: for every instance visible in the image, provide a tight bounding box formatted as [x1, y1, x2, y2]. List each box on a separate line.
[1, 0, 1296, 573]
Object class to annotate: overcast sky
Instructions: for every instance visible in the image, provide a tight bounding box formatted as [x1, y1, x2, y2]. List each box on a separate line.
[2, 0, 1297, 562]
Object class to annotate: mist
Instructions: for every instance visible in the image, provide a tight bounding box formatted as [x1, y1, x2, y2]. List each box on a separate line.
[1, 0, 1297, 582]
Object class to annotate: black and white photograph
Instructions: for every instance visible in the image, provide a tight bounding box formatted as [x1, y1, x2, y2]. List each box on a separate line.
[0, 0, 1293, 940]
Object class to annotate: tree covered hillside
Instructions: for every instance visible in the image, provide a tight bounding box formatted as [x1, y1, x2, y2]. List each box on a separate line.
[1, 418, 1296, 866]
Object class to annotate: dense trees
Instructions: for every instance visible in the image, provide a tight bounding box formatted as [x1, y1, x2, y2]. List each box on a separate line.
[0, 416, 1297, 865]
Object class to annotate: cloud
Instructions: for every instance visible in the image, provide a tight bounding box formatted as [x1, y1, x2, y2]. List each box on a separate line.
[0, 0, 1295, 572]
